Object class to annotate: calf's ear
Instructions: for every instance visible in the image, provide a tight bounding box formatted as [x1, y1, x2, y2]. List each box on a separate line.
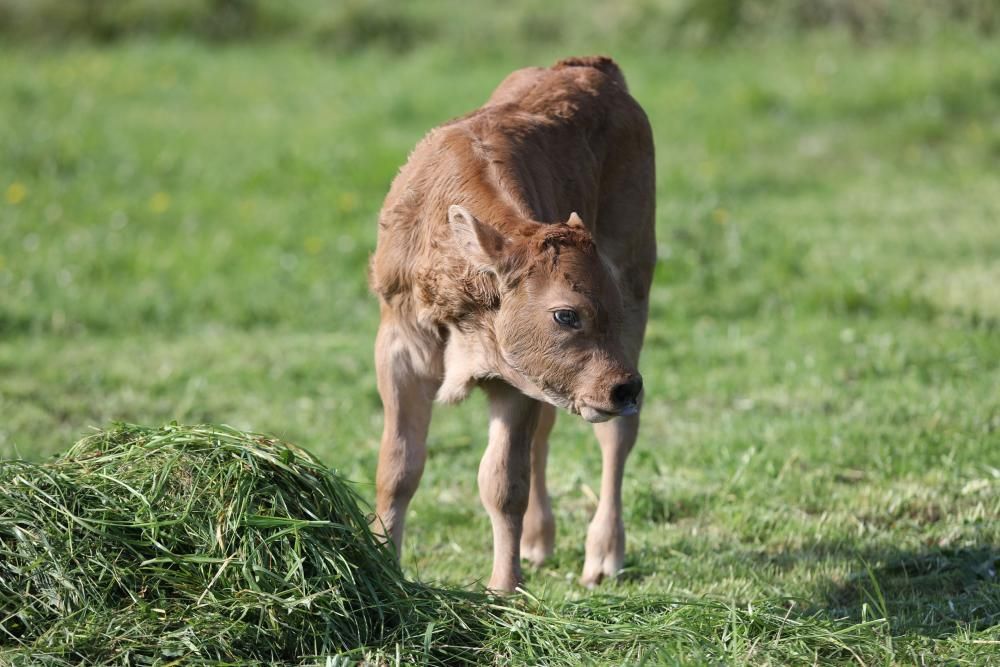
[448, 204, 507, 267]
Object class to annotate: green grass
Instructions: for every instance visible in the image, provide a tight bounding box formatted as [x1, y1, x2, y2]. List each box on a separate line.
[0, 423, 895, 665]
[1, 29, 999, 664]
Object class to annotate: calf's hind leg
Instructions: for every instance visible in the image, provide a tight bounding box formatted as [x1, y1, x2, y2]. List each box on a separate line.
[373, 318, 440, 556]
[520, 403, 556, 567]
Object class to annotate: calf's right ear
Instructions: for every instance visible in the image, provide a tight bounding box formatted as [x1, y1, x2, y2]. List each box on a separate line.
[448, 204, 507, 268]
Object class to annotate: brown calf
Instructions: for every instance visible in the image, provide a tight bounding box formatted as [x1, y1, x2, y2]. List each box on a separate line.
[369, 56, 655, 591]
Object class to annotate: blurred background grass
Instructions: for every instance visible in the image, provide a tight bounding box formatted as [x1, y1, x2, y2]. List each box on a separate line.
[0, 0, 997, 47]
[1, 2, 998, 663]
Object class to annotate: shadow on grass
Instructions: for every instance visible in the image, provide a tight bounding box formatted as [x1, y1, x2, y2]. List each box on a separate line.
[760, 544, 1000, 638]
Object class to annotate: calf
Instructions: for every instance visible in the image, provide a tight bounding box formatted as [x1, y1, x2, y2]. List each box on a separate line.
[369, 56, 655, 591]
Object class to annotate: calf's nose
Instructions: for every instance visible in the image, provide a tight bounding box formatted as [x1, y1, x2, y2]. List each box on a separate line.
[610, 375, 643, 410]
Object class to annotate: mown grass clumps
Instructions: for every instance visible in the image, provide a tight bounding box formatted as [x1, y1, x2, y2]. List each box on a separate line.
[0, 424, 888, 665]
[0, 423, 492, 664]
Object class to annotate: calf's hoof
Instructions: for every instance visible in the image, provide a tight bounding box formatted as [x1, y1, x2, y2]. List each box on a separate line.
[579, 516, 624, 588]
[579, 552, 624, 588]
[519, 512, 555, 567]
[486, 572, 524, 593]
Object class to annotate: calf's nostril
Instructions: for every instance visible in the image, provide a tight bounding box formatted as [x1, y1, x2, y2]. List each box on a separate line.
[610, 376, 643, 407]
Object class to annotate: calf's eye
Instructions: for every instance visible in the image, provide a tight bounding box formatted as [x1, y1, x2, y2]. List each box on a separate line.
[553, 309, 581, 329]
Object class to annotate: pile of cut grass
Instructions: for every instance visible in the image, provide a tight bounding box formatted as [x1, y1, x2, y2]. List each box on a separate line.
[0, 423, 495, 664]
[0, 424, 888, 664]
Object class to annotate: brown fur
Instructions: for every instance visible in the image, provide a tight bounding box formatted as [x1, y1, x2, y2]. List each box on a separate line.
[370, 56, 655, 590]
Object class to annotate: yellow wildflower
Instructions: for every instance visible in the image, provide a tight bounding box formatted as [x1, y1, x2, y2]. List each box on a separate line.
[337, 192, 359, 213]
[304, 237, 324, 255]
[5, 182, 27, 205]
[712, 207, 730, 225]
[149, 192, 171, 214]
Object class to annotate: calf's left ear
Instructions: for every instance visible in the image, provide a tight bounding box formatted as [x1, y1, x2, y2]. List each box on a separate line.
[448, 204, 508, 267]
[567, 212, 585, 229]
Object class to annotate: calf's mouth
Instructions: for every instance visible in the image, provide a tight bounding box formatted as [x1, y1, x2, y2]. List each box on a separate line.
[578, 402, 639, 424]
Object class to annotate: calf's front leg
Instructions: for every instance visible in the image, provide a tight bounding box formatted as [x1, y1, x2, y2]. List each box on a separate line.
[479, 381, 539, 591]
[581, 413, 638, 587]
[373, 320, 439, 556]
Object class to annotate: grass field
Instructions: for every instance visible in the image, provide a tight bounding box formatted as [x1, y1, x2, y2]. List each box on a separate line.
[2, 27, 999, 664]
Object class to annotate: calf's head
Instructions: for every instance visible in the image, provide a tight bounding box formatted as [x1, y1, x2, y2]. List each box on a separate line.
[448, 205, 642, 423]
